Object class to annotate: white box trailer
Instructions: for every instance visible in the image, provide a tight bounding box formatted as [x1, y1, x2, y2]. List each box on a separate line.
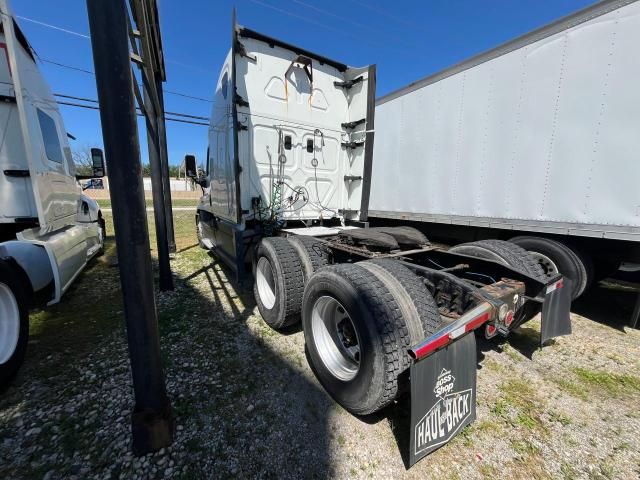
[370, 0, 640, 302]
[0, 0, 106, 385]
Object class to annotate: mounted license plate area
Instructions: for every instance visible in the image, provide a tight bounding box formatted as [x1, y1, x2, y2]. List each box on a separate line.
[409, 332, 477, 467]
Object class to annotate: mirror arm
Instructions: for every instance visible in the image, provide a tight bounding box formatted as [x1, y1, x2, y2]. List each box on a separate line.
[75, 174, 97, 181]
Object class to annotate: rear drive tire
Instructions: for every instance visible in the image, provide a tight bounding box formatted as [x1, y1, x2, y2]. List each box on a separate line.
[509, 236, 589, 299]
[360, 259, 442, 340]
[254, 237, 305, 329]
[449, 239, 545, 330]
[0, 261, 29, 387]
[287, 235, 330, 283]
[302, 263, 418, 415]
[449, 239, 545, 280]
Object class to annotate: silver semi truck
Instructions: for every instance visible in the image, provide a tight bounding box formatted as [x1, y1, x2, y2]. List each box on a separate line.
[370, 0, 640, 304]
[190, 14, 571, 465]
[0, 1, 106, 385]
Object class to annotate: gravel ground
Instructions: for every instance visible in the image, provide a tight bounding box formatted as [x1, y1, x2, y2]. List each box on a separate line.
[1, 232, 639, 479]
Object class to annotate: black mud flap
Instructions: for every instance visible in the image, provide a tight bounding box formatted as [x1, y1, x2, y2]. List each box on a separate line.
[409, 333, 477, 467]
[540, 278, 572, 346]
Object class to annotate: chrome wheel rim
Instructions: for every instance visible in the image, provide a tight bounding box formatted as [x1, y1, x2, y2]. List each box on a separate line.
[256, 257, 276, 310]
[529, 251, 559, 276]
[0, 283, 20, 365]
[311, 296, 360, 381]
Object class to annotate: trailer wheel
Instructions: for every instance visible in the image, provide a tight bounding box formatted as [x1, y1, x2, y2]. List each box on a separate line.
[449, 239, 545, 279]
[360, 259, 442, 340]
[509, 236, 589, 299]
[254, 237, 305, 329]
[302, 263, 416, 415]
[0, 261, 29, 386]
[287, 236, 330, 282]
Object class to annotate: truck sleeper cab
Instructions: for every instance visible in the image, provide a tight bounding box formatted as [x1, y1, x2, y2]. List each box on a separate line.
[0, 1, 106, 386]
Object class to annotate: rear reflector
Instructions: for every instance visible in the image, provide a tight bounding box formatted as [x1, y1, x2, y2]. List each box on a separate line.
[504, 310, 514, 327]
[485, 324, 497, 338]
[464, 311, 490, 333]
[409, 304, 493, 360]
[410, 335, 450, 360]
[546, 278, 563, 294]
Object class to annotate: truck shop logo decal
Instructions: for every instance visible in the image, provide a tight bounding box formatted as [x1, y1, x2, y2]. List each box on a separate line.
[415, 368, 472, 455]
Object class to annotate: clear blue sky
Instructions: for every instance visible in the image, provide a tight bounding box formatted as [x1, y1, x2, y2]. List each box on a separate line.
[13, 0, 596, 166]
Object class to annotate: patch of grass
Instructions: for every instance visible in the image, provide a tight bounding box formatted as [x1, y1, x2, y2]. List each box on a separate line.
[337, 434, 346, 446]
[560, 462, 577, 480]
[454, 424, 475, 447]
[511, 439, 541, 456]
[553, 378, 588, 401]
[96, 198, 198, 209]
[484, 358, 508, 374]
[504, 345, 523, 363]
[479, 464, 499, 479]
[497, 379, 546, 432]
[614, 441, 630, 452]
[588, 461, 615, 480]
[548, 410, 572, 426]
[491, 399, 510, 418]
[573, 367, 640, 397]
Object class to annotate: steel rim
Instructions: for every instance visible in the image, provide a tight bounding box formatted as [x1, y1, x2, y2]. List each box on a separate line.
[528, 251, 559, 276]
[0, 283, 20, 365]
[311, 295, 360, 381]
[256, 257, 277, 310]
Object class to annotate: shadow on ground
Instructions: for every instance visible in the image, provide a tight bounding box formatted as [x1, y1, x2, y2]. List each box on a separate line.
[572, 279, 639, 331]
[0, 230, 336, 478]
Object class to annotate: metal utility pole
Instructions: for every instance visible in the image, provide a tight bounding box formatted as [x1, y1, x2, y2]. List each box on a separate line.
[86, 0, 174, 455]
[129, 0, 174, 289]
[142, 81, 173, 290]
[156, 76, 176, 253]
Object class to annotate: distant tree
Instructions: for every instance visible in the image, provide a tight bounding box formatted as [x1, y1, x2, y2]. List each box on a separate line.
[140, 163, 182, 178]
[72, 145, 95, 176]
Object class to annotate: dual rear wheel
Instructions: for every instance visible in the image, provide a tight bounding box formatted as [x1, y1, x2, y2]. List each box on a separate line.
[253, 236, 442, 414]
[253, 237, 544, 415]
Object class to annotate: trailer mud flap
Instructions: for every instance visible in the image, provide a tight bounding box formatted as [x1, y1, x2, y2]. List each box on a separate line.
[409, 332, 476, 467]
[540, 278, 572, 346]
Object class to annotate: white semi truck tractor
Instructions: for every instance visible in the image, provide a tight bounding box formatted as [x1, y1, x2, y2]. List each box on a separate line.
[0, 1, 105, 385]
[188, 14, 572, 466]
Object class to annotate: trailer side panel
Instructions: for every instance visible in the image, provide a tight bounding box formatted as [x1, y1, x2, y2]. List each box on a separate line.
[370, 0, 640, 240]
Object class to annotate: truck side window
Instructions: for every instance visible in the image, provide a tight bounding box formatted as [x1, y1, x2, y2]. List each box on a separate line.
[36, 108, 64, 164]
[221, 72, 228, 99]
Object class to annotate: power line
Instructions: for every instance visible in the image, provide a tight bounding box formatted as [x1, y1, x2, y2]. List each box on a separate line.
[16, 14, 210, 75]
[56, 100, 209, 127]
[40, 57, 213, 103]
[245, 0, 402, 51]
[346, 0, 424, 31]
[16, 15, 90, 39]
[40, 58, 94, 75]
[53, 93, 209, 121]
[288, 0, 371, 30]
[286, 0, 418, 49]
